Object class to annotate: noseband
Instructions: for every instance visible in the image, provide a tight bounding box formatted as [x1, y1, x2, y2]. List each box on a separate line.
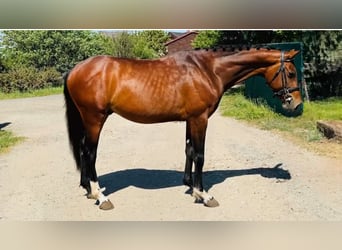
[269, 51, 300, 99]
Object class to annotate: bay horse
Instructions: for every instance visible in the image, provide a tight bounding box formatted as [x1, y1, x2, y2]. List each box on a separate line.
[64, 46, 302, 210]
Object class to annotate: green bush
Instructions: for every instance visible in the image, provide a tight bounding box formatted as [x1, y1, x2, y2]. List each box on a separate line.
[39, 67, 63, 87]
[0, 66, 62, 93]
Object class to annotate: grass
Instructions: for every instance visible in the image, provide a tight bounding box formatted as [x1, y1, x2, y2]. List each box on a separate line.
[220, 89, 342, 158]
[0, 86, 63, 100]
[0, 130, 24, 154]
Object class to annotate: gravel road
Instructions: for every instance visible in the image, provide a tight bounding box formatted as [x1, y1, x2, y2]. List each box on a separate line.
[0, 94, 341, 220]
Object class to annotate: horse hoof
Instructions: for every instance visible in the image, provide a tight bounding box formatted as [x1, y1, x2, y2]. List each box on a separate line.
[204, 197, 219, 208]
[99, 199, 114, 210]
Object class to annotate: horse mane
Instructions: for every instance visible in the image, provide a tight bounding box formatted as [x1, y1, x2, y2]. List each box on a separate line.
[194, 44, 277, 53]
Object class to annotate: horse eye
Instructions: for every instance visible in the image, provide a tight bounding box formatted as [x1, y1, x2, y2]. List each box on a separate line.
[288, 72, 296, 78]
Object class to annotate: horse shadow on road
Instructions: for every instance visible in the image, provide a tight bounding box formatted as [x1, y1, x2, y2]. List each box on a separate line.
[99, 163, 291, 196]
[0, 122, 11, 130]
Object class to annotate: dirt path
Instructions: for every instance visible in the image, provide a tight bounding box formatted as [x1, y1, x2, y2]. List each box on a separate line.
[0, 94, 341, 221]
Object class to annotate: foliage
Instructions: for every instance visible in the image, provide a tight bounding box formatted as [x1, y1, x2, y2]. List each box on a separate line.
[0, 30, 171, 92]
[106, 31, 135, 58]
[192, 30, 274, 48]
[192, 30, 221, 48]
[273, 30, 342, 99]
[0, 86, 63, 100]
[220, 88, 281, 121]
[0, 130, 24, 154]
[273, 30, 341, 75]
[220, 89, 342, 146]
[0, 66, 62, 93]
[107, 30, 170, 59]
[193, 30, 342, 99]
[0, 30, 111, 73]
[0, 30, 111, 92]
[218, 30, 274, 45]
[133, 30, 169, 58]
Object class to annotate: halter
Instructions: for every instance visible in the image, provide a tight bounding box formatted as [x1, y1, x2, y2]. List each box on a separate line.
[270, 51, 300, 99]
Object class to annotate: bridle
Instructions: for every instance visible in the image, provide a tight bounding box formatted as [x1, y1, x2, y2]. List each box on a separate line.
[269, 51, 300, 101]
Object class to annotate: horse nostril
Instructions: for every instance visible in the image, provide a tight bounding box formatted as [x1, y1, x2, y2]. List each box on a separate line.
[285, 96, 292, 104]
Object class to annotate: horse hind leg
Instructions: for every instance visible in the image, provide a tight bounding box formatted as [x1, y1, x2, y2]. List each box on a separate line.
[79, 111, 114, 210]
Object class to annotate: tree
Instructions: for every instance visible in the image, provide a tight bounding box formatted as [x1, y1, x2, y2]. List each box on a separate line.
[191, 30, 221, 48]
[106, 31, 135, 58]
[192, 30, 274, 48]
[273, 30, 341, 75]
[1, 30, 111, 73]
[132, 30, 170, 58]
[106, 30, 170, 59]
[192, 30, 342, 98]
[273, 30, 342, 98]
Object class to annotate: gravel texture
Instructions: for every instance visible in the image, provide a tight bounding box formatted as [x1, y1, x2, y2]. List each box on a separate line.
[0, 94, 341, 220]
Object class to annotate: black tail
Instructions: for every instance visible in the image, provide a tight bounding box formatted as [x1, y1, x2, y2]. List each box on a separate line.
[63, 72, 84, 171]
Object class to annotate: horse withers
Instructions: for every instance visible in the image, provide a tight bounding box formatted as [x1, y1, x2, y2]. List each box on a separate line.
[64, 46, 302, 210]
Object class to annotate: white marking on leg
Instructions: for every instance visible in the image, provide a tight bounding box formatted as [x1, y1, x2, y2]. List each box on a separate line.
[192, 188, 214, 204]
[97, 192, 109, 205]
[192, 188, 203, 202]
[90, 181, 108, 205]
[201, 190, 214, 204]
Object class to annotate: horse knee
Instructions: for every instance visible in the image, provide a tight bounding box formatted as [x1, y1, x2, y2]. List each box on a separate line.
[185, 141, 194, 158]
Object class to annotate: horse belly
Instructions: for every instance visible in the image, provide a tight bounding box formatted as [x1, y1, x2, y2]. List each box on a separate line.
[110, 89, 185, 124]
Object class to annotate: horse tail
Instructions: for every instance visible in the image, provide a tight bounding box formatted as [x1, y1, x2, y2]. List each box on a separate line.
[63, 71, 83, 171]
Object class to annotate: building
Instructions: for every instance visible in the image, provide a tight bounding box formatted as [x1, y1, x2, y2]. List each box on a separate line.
[165, 31, 199, 54]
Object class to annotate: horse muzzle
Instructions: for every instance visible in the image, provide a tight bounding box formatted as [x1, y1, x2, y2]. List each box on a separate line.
[281, 94, 302, 111]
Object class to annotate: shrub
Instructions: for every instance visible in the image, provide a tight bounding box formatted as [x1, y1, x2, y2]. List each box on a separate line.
[0, 66, 62, 93]
[39, 67, 63, 87]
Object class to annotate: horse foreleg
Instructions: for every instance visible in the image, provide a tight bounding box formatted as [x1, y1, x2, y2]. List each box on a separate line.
[189, 116, 219, 207]
[191, 152, 219, 207]
[183, 121, 194, 187]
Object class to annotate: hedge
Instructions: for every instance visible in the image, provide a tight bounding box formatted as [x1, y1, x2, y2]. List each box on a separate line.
[0, 66, 62, 93]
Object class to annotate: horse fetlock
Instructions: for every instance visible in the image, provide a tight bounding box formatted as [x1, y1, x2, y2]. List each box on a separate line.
[192, 188, 203, 202]
[192, 188, 219, 207]
[88, 181, 106, 198]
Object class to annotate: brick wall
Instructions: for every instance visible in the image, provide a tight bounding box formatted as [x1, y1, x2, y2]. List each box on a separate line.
[166, 32, 198, 54]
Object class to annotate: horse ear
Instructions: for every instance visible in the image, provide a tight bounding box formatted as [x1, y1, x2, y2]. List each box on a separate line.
[286, 49, 300, 59]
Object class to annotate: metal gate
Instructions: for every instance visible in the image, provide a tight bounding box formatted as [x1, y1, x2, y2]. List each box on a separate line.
[244, 42, 304, 117]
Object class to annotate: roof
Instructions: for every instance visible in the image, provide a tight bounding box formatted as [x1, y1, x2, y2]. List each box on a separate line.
[165, 31, 199, 46]
[168, 32, 185, 39]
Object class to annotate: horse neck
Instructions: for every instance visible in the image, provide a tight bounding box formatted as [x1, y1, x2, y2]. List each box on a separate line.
[211, 49, 281, 89]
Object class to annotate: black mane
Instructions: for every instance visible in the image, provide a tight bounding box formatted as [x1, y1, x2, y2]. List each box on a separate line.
[194, 44, 277, 52]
